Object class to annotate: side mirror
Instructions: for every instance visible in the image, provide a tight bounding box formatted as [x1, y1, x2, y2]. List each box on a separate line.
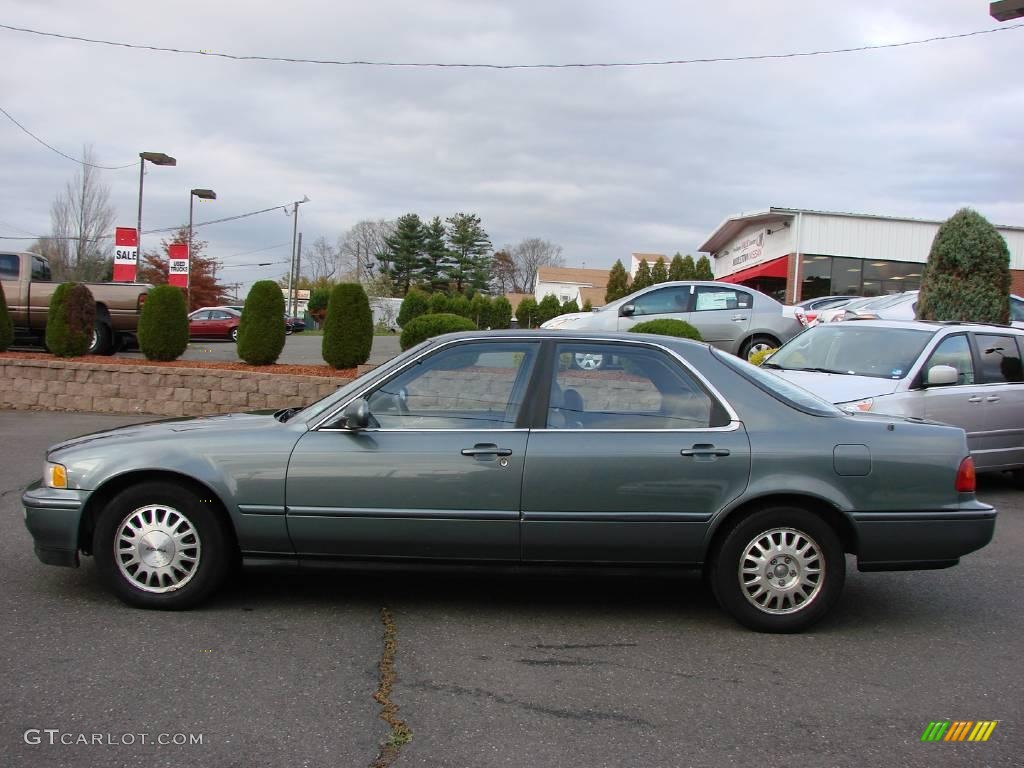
[926, 364, 958, 387]
[340, 398, 370, 430]
[619, 303, 636, 317]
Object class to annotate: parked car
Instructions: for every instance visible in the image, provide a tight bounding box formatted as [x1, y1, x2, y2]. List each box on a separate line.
[188, 307, 241, 341]
[764, 320, 1024, 478]
[841, 290, 1024, 327]
[1, 251, 151, 354]
[815, 295, 879, 324]
[284, 314, 305, 334]
[541, 281, 802, 364]
[23, 330, 995, 632]
[784, 295, 857, 327]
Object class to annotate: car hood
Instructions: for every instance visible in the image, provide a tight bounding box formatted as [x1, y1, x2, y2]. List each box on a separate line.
[542, 312, 594, 329]
[769, 369, 903, 403]
[47, 411, 283, 457]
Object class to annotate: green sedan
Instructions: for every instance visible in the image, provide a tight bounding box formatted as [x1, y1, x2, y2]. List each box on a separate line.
[23, 331, 996, 632]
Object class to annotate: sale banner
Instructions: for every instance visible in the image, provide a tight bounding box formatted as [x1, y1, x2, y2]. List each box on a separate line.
[113, 227, 138, 282]
[168, 243, 189, 288]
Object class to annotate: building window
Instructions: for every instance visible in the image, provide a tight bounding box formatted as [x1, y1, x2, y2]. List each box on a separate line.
[800, 256, 921, 299]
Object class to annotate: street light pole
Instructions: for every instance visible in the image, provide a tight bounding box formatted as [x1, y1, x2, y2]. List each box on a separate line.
[187, 188, 217, 310]
[136, 152, 177, 273]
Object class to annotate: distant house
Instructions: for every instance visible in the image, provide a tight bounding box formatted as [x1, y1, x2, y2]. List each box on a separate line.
[629, 252, 667, 277]
[534, 266, 611, 307]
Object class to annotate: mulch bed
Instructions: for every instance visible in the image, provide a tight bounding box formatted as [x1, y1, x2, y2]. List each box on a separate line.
[0, 351, 356, 379]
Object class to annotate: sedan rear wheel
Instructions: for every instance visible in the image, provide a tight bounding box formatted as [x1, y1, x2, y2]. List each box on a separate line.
[740, 335, 779, 362]
[573, 352, 605, 371]
[93, 481, 231, 610]
[230, 327, 239, 342]
[709, 506, 845, 633]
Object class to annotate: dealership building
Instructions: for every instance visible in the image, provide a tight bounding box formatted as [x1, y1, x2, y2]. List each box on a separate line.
[698, 207, 1024, 304]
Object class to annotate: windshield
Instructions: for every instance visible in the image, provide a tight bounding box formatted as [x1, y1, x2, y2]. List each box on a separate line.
[767, 325, 933, 379]
[713, 349, 842, 416]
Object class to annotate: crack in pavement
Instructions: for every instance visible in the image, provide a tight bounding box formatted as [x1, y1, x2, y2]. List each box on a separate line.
[409, 680, 654, 728]
[369, 607, 412, 768]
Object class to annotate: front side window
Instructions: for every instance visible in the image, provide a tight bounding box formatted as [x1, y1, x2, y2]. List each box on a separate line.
[632, 286, 691, 316]
[0, 253, 18, 279]
[693, 286, 751, 312]
[31, 257, 51, 281]
[766, 325, 933, 380]
[210, 311, 233, 320]
[190, 311, 211, 321]
[923, 334, 974, 385]
[366, 342, 538, 429]
[547, 343, 721, 429]
[975, 334, 1023, 384]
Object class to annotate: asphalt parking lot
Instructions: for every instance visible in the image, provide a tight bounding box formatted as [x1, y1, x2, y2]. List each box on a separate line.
[1, 411, 1021, 768]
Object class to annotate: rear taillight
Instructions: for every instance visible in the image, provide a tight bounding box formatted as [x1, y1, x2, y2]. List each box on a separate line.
[956, 457, 976, 493]
[138, 292, 147, 311]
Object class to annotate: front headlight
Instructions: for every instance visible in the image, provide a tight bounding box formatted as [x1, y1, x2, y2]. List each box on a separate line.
[44, 462, 68, 489]
[841, 398, 874, 413]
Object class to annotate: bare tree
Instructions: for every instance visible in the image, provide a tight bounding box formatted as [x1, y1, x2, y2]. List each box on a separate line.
[34, 146, 115, 281]
[340, 219, 395, 281]
[511, 238, 564, 293]
[305, 236, 340, 284]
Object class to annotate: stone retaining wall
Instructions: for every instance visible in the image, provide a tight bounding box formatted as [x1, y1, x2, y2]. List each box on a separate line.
[0, 358, 353, 417]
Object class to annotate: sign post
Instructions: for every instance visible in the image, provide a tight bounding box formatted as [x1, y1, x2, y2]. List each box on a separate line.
[113, 227, 138, 282]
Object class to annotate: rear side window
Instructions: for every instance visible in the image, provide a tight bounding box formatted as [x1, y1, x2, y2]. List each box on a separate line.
[0, 253, 18, 279]
[975, 334, 1023, 384]
[693, 286, 752, 311]
[31, 257, 51, 281]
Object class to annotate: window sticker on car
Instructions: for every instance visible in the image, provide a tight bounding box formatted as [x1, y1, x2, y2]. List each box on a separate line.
[891, 369, 903, 378]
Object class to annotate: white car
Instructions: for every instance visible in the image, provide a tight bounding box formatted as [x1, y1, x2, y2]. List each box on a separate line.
[840, 291, 1024, 327]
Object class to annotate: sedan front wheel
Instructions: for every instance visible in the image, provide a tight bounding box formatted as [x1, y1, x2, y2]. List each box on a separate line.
[709, 506, 845, 633]
[93, 481, 231, 610]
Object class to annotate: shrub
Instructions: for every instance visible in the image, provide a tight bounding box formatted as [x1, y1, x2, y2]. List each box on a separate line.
[561, 299, 580, 315]
[45, 283, 95, 358]
[748, 347, 779, 367]
[398, 288, 430, 328]
[0, 285, 13, 352]
[515, 297, 538, 328]
[469, 293, 492, 328]
[323, 282, 373, 368]
[629, 318, 703, 341]
[428, 292, 450, 315]
[537, 294, 562, 324]
[448, 294, 472, 319]
[917, 208, 1011, 324]
[399, 312, 476, 350]
[491, 296, 513, 329]
[582, 299, 593, 312]
[137, 285, 189, 361]
[237, 280, 286, 365]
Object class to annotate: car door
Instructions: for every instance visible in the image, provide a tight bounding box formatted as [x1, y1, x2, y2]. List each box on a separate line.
[521, 341, 750, 564]
[971, 333, 1024, 470]
[689, 285, 753, 349]
[917, 333, 990, 464]
[615, 285, 694, 331]
[188, 310, 211, 337]
[285, 340, 541, 560]
[208, 310, 233, 337]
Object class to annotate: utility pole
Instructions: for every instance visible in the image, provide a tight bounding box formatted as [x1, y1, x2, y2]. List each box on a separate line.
[285, 196, 309, 319]
[291, 232, 303, 317]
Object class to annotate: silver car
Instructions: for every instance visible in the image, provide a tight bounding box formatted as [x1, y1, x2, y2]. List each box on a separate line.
[541, 281, 802, 365]
[765, 320, 1024, 477]
[842, 290, 1024, 327]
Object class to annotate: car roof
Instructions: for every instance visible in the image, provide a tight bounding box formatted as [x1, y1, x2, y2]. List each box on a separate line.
[425, 329, 712, 350]
[817, 318, 1024, 335]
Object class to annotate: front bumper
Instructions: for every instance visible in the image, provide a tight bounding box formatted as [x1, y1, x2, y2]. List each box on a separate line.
[22, 481, 91, 568]
[851, 502, 997, 571]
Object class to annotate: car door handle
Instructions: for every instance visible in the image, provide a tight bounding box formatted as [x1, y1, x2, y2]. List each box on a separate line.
[731, 315, 747, 321]
[681, 444, 731, 458]
[461, 446, 513, 457]
[968, 396, 983, 403]
[985, 396, 1000, 402]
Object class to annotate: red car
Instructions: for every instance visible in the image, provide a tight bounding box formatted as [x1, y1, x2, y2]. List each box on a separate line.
[188, 307, 241, 342]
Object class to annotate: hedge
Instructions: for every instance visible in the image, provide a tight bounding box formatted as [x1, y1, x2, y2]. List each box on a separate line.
[399, 312, 476, 350]
[138, 285, 189, 361]
[748, 347, 779, 367]
[629, 318, 703, 341]
[45, 283, 95, 358]
[323, 283, 373, 368]
[398, 288, 430, 327]
[0, 284, 13, 352]
[237, 280, 287, 365]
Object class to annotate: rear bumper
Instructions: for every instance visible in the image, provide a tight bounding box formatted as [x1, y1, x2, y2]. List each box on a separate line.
[850, 503, 996, 572]
[22, 481, 91, 569]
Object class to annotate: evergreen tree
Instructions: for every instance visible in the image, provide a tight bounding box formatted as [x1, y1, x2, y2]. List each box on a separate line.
[398, 288, 430, 327]
[491, 296, 513, 329]
[322, 283, 373, 368]
[538, 294, 562, 324]
[651, 256, 668, 284]
[469, 293, 492, 328]
[237, 280, 286, 366]
[605, 260, 631, 302]
[446, 212, 492, 293]
[694, 255, 714, 280]
[516, 297, 539, 328]
[917, 208, 1011, 324]
[429, 292, 450, 315]
[633, 259, 653, 290]
[422, 216, 453, 292]
[668, 253, 686, 281]
[582, 298, 593, 312]
[380, 213, 425, 294]
[561, 298, 580, 315]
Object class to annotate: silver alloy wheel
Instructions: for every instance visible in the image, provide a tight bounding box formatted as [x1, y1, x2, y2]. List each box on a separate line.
[230, 328, 239, 342]
[738, 527, 824, 614]
[88, 328, 98, 353]
[574, 352, 604, 371]
[115, 504, 202, 593]
[745, 341, 774, 360]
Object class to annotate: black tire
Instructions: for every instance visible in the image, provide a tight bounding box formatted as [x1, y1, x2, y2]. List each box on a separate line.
[88, 319, 114, 355]
[739, 335, 779, 362]
[93, 481, 232, 610]
[709, 506, 845, 633]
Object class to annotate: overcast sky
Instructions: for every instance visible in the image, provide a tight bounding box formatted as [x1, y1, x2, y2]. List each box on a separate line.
[1, 0, 1022, 294]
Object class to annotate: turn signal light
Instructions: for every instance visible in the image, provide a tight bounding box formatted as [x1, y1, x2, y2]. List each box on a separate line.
[955, 457, 976, 493]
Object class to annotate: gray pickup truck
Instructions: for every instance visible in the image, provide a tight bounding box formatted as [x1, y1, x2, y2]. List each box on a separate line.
[1, 251, 151, 355]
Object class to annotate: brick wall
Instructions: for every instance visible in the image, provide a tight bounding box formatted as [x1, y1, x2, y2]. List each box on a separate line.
[0, 359, 353, 417]
[1011, 269, 1024, 298]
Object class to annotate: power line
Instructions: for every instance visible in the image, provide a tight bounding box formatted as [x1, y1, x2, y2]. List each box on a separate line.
[0, 103, 137, 169]
[1, 21, 1021, 70]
